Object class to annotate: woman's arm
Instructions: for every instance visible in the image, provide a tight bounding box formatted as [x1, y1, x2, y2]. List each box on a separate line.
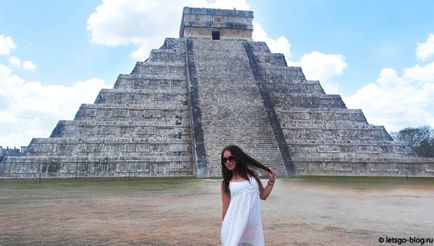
[257, 169, 277, 200]
[221, 181, 230, 220]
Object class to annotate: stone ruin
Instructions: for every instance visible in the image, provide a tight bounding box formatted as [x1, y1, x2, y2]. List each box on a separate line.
[1, 7, 434, 178]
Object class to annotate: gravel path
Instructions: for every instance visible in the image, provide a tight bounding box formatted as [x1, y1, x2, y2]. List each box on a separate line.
[0, 178, 433, 245]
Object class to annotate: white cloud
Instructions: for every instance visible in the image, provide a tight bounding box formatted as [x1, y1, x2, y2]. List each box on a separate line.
[86, 0, 295, 63]
[300, 51, 347, 82]
[7, 56, 37, 71]
[403, 62, 434, 82]
[8, 56, 21, 68]
[0, 62, 108, 147]
[0, 35, 16, 56]
[294, 51, 347, 94]
[86, 0, 294, 72]
[0, 63, 12, 76]
[87, 0, 251, 60]
[22, 60, 36, 71]
[252, 22, 292, 60]
[416, 33, 434, 62]
[345, 63, 434, 132]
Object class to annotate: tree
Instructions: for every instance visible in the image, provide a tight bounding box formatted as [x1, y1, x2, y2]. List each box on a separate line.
[394, 126, 434, 157]
[416, 138, 434, 157]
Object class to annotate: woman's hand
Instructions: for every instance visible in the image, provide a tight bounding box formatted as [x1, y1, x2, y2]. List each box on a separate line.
[260, 168, 277, 200]
[267, 168, 277, 186]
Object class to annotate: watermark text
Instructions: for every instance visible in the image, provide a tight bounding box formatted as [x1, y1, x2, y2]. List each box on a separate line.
[378, 236, 433, 245]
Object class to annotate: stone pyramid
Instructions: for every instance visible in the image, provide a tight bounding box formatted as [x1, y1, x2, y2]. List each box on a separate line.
[1, 7, 433, 178]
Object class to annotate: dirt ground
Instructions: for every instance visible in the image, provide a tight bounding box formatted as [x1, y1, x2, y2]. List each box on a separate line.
[0, 177, 433, 245]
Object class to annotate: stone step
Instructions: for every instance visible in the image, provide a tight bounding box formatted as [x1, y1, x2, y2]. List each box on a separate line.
[50, 120, 191, 138]
[77, 103, 187, 113]
[113, 74, 186, 89]
[27, 140, 192, 156]
[58, 118, 190, 128]
[288, 143, 413, 156]
[27, 145, 193, 157]
[203, 128, 276, 144]
[99, 88, 187, 95]
[50, 129, 191, 140]
[294, 158, 434, 176]
[74, 106, 188, 122]
[94, 88, 188, 104]
[287, 138, 410, 146]
[253, 52, 287, 66]
[29, 137, 191, 145]
[1, 155, 193, 178]
[275, 108, 367, 122]
[283, 128, 392, 141]
[288, 140, 413, 155]
[135, 61, 185, 67]
[159, 37, 186, 51]
[258, 65, 306, 81]
[131, 61, 186, 76]
[147, 49, 186, 63]
[247, 41, 271, 53]
[293, 155, 428, 163]
[280, 120, 383, 130]
[273, 94, 347, 109]
[268, 80, 325, 95]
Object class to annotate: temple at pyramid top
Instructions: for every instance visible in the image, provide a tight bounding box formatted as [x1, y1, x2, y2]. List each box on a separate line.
[179, 7, 253, 40]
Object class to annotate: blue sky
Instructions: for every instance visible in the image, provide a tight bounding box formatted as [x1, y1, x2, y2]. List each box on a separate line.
[1, 0, 434, 148]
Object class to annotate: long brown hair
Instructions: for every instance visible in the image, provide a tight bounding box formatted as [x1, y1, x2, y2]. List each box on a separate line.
[221, 145, 271, 197]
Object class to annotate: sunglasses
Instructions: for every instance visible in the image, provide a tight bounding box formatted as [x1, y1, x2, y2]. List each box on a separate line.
[223, 156, 235, 163]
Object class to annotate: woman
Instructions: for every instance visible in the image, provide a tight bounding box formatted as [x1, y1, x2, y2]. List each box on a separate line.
[220, 145, 277, 246]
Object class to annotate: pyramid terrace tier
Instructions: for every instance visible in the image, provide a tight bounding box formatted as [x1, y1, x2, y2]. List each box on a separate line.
[275, 108, 368, 122]
[159, 38, 186, 51]
[267, 80, 326, 95]
[256, 65, 308, 82]
[131, 61, 186, 77]
[291, 151, 414, 160]
[294, 158, 434, 177]
[253, 52, 288, 66]
[139, 38, 186, 63]
[94, 88, 188, 105]
[287, 140, 414, 157]
[282, 127, 392, 142]
[113, 74, 186, 90]
[280, 120, 388, 131]
[272, 94, 347, 108]
[50, 120, 191, 138]
[0, 155, 193, 178]
[246, 41, 271, 53]
[74, 104, 189, 121]
[146, 48, 186, 63]
[25, 137, 192, 156]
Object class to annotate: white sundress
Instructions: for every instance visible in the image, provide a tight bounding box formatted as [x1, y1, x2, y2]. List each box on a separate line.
[221, 176, 264, 246]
